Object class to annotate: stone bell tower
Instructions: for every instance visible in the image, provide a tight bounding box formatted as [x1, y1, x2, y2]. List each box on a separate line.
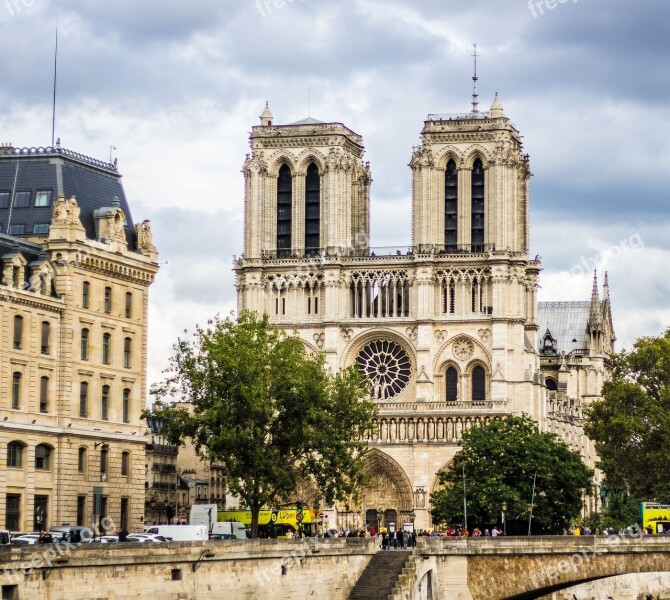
[411, 93, 531, 254]
[240, 103, 372, 263]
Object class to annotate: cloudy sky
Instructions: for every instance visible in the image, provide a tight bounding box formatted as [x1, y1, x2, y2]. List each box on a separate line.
[1, 0, 668, 389]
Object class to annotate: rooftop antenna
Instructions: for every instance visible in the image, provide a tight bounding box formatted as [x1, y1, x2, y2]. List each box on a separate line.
[51, 13, 59, 148]
[471, 43, 479, 114]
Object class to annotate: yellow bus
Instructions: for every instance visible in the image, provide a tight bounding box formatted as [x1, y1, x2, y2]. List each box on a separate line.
[640, 502, 670, 534]
[217, 506, 318, 538]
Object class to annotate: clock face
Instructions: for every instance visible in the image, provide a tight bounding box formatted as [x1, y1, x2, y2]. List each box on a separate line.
[453, 338, 475, 361]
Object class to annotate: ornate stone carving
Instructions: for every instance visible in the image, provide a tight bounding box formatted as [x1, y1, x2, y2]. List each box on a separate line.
[340, 328, 354, 342]
[405, 326, 417, 342]
[52, 195, 83, 228]
[135, 220, 157, 254]
[435, 330, 448, 343]
[313, 332, 325, 349]
[478, 328, 491, 342]
[409, 146, 434, 170]
[326, 147, 341, 171]
[453, 337, 475, 361]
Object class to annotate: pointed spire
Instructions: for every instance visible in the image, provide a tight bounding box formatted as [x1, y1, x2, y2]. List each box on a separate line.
[603, 271, 610, 301]
[260, 101, 273, 127]
[490, 92, 505, 118]
[589, 269, 603, 337]
[590, 270, 601, 315]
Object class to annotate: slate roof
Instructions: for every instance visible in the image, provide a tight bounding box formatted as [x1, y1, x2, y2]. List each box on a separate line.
[0, 145, 137, 249]
[288, 117, 325, 125]
[537, 301, 591, 354]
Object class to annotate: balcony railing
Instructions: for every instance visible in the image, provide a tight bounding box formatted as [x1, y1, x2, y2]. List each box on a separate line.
[147, 443, 178, 455]
[376, 400, 508, 412]
[251, 244, 496, 262]
[151, 482, 178, 490]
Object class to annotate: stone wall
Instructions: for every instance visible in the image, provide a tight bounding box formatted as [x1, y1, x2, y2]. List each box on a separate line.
[0, 537, 375, 600]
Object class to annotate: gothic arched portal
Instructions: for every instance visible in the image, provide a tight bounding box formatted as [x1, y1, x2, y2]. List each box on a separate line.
[353, 450, 414, 532]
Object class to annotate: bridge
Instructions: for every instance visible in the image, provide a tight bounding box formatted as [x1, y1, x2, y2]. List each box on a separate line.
[399, 535, 670, 599]
[2, 535, 670, 599]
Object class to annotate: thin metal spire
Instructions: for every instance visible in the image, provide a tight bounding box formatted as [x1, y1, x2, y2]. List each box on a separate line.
[471, 43, 479, 114]
[51, 13, 59, 148]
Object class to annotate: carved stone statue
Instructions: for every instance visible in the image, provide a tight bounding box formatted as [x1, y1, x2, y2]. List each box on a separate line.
[52, 195, 83, 227]
[136, 220, 156, 253]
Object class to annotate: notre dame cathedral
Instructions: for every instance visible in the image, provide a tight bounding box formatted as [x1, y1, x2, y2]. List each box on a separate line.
[234, 95, 615, 531]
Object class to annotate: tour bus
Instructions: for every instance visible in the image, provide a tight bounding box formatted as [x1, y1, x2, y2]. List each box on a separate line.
[217, 506, 318, 538]
[640, 502, 670, 534]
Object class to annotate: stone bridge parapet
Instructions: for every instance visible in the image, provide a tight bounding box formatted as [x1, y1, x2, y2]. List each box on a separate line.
[415, 535, 670, 599]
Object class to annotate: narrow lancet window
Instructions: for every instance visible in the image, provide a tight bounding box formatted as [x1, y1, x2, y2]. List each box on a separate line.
[277, 164, 292, 257]
[305, 163, 320, 255]
[445, 159, 458, 251]
[471, 158, 485, 250]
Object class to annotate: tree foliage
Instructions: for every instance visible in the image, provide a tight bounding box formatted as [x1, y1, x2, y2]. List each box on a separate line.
[149, 311, 377, 537]
[430, 415, 593, 534]
[584, 328, 670, 502]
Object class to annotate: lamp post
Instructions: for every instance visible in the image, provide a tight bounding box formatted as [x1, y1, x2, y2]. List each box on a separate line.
[528, 471, 537, 536]
[501, 501, 507, 536]
[163, 499, 169, 524]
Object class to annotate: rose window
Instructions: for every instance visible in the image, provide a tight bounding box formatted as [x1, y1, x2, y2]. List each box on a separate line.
[356, 340, 412, 400]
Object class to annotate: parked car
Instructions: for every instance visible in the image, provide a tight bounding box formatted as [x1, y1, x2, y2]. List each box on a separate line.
[126, 534, 169, 543]
[11, 534, 40, 545]
[48, 525, 93, 543]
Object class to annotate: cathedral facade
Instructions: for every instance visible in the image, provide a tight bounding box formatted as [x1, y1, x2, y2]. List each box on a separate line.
[234, 98, 613, 531]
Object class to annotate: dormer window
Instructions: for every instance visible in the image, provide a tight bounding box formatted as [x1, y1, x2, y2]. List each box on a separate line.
[8, 224, 25, 235]
[12, 191, 30, 208]
[35, 191, 52, 207]
[0, 191, 10, 208]
[33, 224, 50, 234]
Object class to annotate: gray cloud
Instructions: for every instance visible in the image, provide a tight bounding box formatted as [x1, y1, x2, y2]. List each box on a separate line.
[1, 0, 668, 384]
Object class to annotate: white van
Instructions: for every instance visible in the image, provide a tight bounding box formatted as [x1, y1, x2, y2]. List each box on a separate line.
[210, 521, 247, 540]
[143, 525, 208, 542]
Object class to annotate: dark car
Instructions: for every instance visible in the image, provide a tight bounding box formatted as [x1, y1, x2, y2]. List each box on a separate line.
[48, 525, 93, 543]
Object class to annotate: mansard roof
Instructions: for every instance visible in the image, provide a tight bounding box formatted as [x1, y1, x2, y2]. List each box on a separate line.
[0, 144, 137, 249]
[537, 301, 591, 354]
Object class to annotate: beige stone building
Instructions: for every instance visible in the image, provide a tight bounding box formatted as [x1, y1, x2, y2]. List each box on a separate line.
[234, 98, 613, 530]
[0, 144, 158, 533]
[144, 404, 228, 525]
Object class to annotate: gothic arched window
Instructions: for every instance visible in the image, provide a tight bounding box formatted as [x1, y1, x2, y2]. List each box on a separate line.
[471, 158, 485, 250]
[472, 365, 486, 403]
[445, 159, 458, 251]
[305, 163, 320, 255]
[276, 164, 292, 257]
[446, 366, 458, 402]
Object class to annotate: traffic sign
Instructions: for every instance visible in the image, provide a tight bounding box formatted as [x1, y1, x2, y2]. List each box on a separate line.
[296, 512, 304, 523]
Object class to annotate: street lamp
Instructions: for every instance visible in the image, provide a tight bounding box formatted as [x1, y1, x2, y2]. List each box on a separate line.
[163, 499, 169, 523]
[501, 502, 507, 535]
[527, 503, 533, 536]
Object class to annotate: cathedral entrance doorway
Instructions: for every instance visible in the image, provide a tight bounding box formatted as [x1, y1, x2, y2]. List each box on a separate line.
[358, 450, 413, 533]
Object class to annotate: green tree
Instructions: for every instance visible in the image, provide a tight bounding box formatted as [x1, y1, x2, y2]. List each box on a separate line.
[584, 328, 670, 502]
[149, 311, 377, 538]
[430, 416, 593, 534]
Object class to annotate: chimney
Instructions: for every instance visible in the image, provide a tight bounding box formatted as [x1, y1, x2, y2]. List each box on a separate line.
[0, 142, 13, 148]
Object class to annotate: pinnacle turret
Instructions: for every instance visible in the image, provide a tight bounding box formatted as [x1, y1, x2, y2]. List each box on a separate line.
[260, 101, 273, 127]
